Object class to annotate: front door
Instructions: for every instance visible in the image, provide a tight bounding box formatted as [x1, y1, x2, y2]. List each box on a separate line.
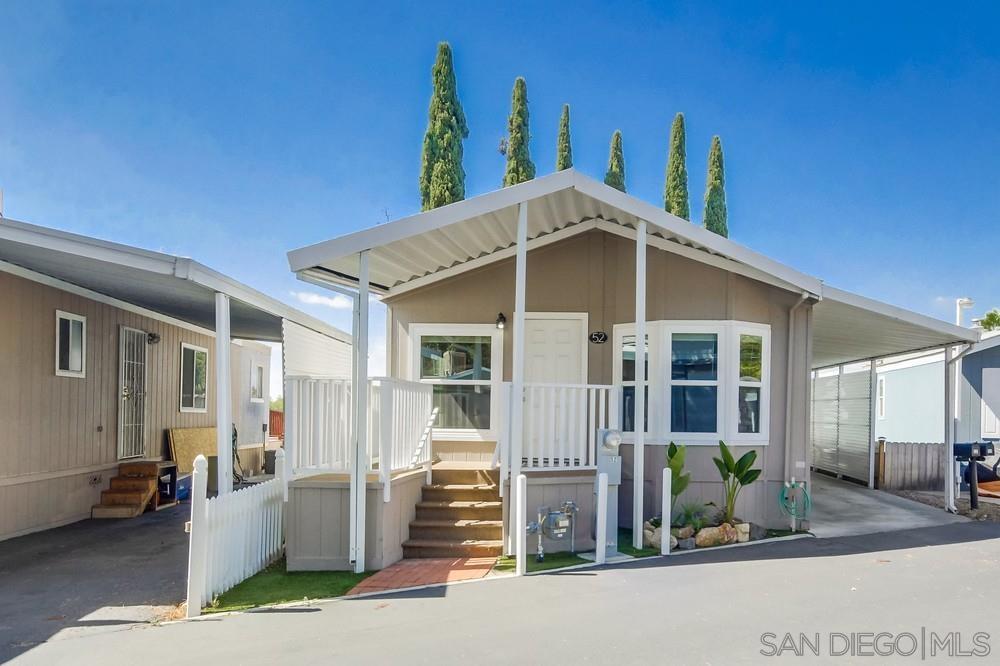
[118, 326, 148, 459]
[523, 314, 587, 465]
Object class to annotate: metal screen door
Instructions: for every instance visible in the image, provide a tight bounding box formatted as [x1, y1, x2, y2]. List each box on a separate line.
[118, 327, 148, 459]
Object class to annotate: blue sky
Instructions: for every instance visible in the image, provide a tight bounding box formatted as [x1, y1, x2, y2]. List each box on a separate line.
[2, 2, 999, 390]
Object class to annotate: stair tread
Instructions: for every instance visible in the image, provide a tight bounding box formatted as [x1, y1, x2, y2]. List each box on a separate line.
[410, 519, 503, 528]
[403, 539, 503, 547]
[417, 500, 501, 508]
[423, 483, 497, 491]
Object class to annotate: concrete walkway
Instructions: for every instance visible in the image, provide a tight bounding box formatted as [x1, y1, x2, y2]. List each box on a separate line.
[13, 521, 1000, 665]
[0, 504, 189, 662]
[809, 473, 968, 537]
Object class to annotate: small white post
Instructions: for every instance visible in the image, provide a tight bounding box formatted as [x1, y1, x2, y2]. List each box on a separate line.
[596, 472, 608, 565]
[275, 447, 287, 502]
[185, 455, 209, 618]
[661, 467, 671, 556]
[214, 292, 233, 494]
[868, 361, 878, 488]
[633, 219, 647, 549]
[515, 473, 527, 576]
[944, 345, 957, 513]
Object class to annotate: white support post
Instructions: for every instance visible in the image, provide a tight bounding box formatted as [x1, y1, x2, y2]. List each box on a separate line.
[350, 251, 370, 574]
[633, 219, 647, 549]
[661, 467, 671, 556]
[596, 472, 608, 565]
[380, 381, 393, 503]
[944, 345, 957, 513]
[515, 473, 527, 576]
[511, 202, 528, 531]
[276, 447, 287, 503]
[214, 292, 233, 494]
[868, 360, 878, 489]
[185, 455, 209, 618]
[284, 378, 296, 475]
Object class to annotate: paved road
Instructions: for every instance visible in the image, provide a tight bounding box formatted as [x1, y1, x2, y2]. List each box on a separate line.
[12, 521, 1000, 665]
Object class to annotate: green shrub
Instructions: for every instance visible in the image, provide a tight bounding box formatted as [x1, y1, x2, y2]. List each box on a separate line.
[712, 441, 762, 524]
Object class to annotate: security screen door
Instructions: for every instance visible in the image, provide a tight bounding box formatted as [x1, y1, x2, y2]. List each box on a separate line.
[118, 326, 148, 459]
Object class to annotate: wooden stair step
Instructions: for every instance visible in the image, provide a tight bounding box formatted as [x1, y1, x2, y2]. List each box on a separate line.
[415, 500, 502, 521]
[420, 483, 499, 501]
[402, 539, 503, 558]
[409, 519, 503, 541]
[118, 461, 160, 477]
[109, 476, 157, 492]
[430, 468, 499, 486]
[100, 489, 150, 506]
[91, 503, 144, 519]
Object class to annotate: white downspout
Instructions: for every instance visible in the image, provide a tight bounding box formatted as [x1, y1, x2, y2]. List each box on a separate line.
[784, 292, 811, 484]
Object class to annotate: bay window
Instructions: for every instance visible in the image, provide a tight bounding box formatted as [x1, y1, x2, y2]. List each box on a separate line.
[410, 324, 502, 440]
[614, 321, 771, 444]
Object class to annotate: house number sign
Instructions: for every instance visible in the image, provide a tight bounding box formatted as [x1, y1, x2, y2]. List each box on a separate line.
[589, 331, 608, 344]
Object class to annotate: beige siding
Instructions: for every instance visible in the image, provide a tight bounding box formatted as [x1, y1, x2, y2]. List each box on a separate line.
[384, 229, 814, 528]
[0, 271, 218, 540]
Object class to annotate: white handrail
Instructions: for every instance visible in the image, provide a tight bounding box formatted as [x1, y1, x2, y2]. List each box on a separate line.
[369, 377, 435, 502]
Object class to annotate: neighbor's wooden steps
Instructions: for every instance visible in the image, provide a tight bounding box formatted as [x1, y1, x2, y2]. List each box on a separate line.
[403, 467, 503, 558]
[91, 461, 159, 519]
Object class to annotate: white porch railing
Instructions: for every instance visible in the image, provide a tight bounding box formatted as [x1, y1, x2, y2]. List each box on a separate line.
[369, 377, 437, 501]
[186, 451, 286, 617]
[284, 375, 436, 501]
[495, 383, 620, 476]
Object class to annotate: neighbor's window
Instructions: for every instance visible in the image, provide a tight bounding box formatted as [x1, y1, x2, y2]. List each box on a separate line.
[670, 332, 719, 433]
[55, 310, 86, 378]
[877, 376, 886, 420]
[412, 325, 500, 436]
[180, 343, 208, 412]
[251, 363, 265, 403]
[621, 334, 649, 433]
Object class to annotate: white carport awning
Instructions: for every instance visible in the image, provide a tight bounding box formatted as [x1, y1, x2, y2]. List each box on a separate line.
[812, 286, 977, 368]
[0, 216, 350, 343]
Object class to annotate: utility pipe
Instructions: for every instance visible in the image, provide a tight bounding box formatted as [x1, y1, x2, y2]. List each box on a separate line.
[783, 292, 811, 484]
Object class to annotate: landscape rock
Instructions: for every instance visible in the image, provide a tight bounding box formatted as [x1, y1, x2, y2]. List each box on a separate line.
[735, 522, 750, 543]
[676, 537, 696, 550]
[695, 522, 738, 548]
[675, 525, 694, 539]
[670, 534, 678, 550]
[749, 523, 767, 541]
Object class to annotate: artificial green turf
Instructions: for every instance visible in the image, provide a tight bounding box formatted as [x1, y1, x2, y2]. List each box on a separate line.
[616, 528, 659, 557]
[206, 558, 372, 613]
[494, 551, 589, 573]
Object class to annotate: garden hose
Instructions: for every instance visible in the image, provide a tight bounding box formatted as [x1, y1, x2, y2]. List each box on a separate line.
[778, 478, 811, 520]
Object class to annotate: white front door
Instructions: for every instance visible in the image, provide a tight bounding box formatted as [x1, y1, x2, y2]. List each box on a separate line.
[118, 326, 148, 460]
[523, 314, 587, 466]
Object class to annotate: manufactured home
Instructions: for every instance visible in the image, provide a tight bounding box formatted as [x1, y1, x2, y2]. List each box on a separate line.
[280, 169, 978, 574]
[0, 218, 350, 541]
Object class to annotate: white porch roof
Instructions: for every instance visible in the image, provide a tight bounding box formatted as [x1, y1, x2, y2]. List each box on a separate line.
[0, 216, 350, 344]
[287, 169, 977, 367]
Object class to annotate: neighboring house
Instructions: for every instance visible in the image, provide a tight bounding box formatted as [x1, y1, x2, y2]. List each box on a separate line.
[874, 350, 945, 443]
[281, 169, 976, 572]
[957, 334, 1000, 444]
[0, 217, 350, 542]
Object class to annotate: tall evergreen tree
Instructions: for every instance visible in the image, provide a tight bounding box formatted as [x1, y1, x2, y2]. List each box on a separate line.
[702, 136, 728, 237]
[555, 104, 573, 171]
[503, 77, 535, 186]
[604, 130, 626, 192]
[663, 113, 689, 219]
[419, 43, 468, 211]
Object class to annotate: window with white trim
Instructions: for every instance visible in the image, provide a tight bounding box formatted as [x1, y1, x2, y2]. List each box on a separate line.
[250, 362, 265, 403]
[410, 324, 502, 440]
[876, 376, 886, 420]
[613, 321, 771, 444]
[55, 310, 86, 378]
[180, 343, 208, 412]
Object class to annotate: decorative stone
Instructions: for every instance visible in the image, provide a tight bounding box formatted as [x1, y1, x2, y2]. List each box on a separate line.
[750, 523, 767, 541]
[735, 522, 750, 543]
[676, 525, 694, 539]
[669, 534, 678, 550]
[694, 523, 738, 548]
[676, 537, 696, 550]
[642, 529, 656, 549]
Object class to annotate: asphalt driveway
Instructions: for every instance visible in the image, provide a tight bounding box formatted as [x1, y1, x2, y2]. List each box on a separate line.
[0, 504, 189, 662]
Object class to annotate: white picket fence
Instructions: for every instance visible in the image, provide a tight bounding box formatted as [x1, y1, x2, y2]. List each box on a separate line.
[186, 451, 286, 617]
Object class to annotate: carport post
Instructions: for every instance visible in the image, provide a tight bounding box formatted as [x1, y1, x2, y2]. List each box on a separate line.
[214, 292, 233, 494]
[349, 250, 370, 574]
[633, 219, 647, 549]
[510, 201, 528, 535]
[944, 345, 957, 512]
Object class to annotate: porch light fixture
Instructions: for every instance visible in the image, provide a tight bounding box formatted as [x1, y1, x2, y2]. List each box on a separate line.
[496, 312, 506, 330]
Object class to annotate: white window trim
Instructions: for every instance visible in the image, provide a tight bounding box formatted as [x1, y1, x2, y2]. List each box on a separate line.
[250, 362, 266, 403]
[179, 342, 209, 414]
[55, 310, 86, 378]
[613, 320, 772, 446]
[409, 323, 503, 442]
[876, 376, 886, 420]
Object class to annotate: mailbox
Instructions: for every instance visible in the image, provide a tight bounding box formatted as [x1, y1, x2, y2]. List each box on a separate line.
[954, 442, 995, 461]
[594, 429, 623, 560]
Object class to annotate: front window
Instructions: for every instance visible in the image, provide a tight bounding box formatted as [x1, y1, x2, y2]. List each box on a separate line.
[670, 332, 719, 433]
[877, 376, 886, 419]
[180, 343, 208, 412]
[411, 325, 502, 438]
[251, 363, 265, 403]
[55, 310, 86, 378]
[621, 334, 648, 433]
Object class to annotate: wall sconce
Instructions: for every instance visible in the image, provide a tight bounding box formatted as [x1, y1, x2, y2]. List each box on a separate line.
[147, 332, 161, 345]
[496, 312, 507, 330]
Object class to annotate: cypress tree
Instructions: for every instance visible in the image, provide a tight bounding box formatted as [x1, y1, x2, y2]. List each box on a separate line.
[419, 43, 468, 211]
[503, 77, 535, 186]
[663, 113, 689, 220]
[555, 104, 573, 171]
[702, 136, 728, 237]
[604, 130, 626, 192]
